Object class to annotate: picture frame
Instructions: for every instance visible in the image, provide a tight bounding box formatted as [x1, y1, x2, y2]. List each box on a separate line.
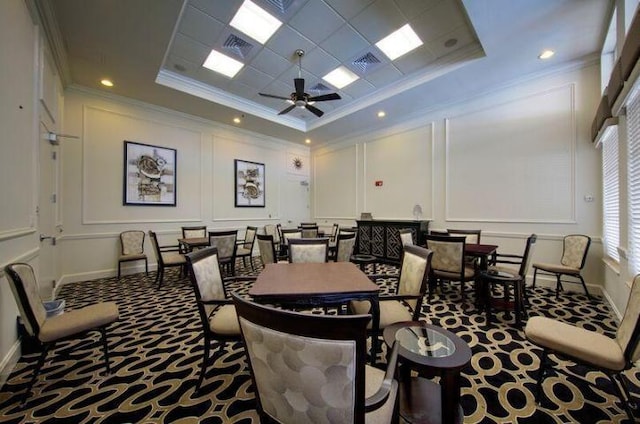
[123, 141, 177, 206]
[235, 159, 265, 207]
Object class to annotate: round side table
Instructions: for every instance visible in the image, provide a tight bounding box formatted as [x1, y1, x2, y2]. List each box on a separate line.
[384, 321, 471, 424]
[350, 254, 377, 274]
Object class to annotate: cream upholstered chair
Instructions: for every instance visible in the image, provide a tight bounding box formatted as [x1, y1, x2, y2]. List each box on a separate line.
[447, 229, 482, 244]
[532, 234, 592, 298]
[288, 238, 329, 263]
[263, 224, 280, 246]
[208, 230, 238, 276]
[181, 225, 207, 239]
[334, 232, 357, 262]
[5, 263, 119, 402]
[148, 230, 187, 289]
[117, 230, 148, 279]
[232, 293, 399, 424]
[185, 247, 255, 392]
[399, 229, 414, 247]
[301, 226, 319, 238]
[280, 228, 302, 258]
[525, 274, 640, 422]
[350, 245, 433, 362]
[425, 234, 476, 300]
[236, 226, 258, 271]
[256, 234, 283, 265]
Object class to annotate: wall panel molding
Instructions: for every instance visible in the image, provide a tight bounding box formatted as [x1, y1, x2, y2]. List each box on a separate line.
[0, 227, 36, 242]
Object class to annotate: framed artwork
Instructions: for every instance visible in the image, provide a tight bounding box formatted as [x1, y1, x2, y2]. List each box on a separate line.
[123, 141, 176, 206]
[235, 159, 265, 207]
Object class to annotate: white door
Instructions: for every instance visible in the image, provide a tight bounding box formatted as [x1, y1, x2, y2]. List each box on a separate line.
[281, 177, 310, 226]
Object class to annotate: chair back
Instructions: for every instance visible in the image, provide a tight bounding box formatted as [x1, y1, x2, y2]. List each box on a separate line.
[232, 293, 371, 423]
[447, 229, 481, 244]
[429, 230, 450, 236]
[241, 226, 258, 250]
[399, 229, 414, 246]
[264, 224, 280, 244]
[329, 223, 340, 241]
[560, 234, 591, 269]
[288, 238, 329, 263]
[301, 226, 319, 238]
[257, 234, 277, 265]
[425, 234, 466, 273]
[276, 224, 283, 243]
[148, 230, 166, 266]
[300, 222, 317, 228]
[4, 263, 46, 338]
[120, 230, 145, 255]
[281, 229, 302, 244]
[335, 232, 357, 262]
[208, 230, 238, 261]
[181, 226, 207, 239]
[185, 247, 226, 321]
[397, 246, 433, 312]
[518, 234, 537, 278]
[617, 274, 640, 363]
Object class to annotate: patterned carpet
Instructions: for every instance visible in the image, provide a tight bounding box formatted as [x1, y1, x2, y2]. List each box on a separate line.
[0, 261, 638, 423]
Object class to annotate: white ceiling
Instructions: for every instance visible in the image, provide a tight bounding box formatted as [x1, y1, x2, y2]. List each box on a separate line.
[46, 0, 613, 145]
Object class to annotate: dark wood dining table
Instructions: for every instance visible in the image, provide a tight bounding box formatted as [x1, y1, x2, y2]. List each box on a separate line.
[464, 243, 498, 269]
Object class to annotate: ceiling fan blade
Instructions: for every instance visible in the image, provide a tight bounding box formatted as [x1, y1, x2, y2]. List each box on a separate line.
[307, 93, 341, 102]
[305, 104, 324, 117]
[278, 104, 296, 115]
[259, 92, 291, 100]
[294, 78, 305, 98]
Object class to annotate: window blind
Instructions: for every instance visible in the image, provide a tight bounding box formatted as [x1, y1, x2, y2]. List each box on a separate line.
[627, 85, 640, 275]
[602, 126, 620, 261]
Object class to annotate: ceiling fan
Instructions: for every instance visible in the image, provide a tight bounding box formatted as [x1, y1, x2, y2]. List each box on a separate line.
[259, 49, 341, 117]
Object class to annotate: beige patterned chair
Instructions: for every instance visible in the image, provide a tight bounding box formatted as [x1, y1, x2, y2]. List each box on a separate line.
[208, 230, 238, 276]
[280, 228, 302, 258]
[447, 229, 482, 244]
[5, 263, 119, 403]
[350, 245, 433, 362]
[301, 226, 319, 238]
[117, 230, 148, 279]
[256, 234, 284, 265]
[532, 234, 591, 298]
[525, 273, 640, 422]
[148, 230, 187, 289]
[334, 232, 357, 262]
[181, 225, 207, 239]
[185, 247, 256, 392]
[236, 226, 258, 271]
[232, 293, 399, 424]
[263, 224, 280, 246]
[425, 234, 476, 300]
[288, 238, 329, 263]
[399, 229, 414, 247]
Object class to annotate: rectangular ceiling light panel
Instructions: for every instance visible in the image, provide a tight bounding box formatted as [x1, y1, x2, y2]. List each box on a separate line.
[323, 66, 359, 89]
[203, 50, 244, 78]
[375, 24, 423, 60]
[230, 0, 282, 44]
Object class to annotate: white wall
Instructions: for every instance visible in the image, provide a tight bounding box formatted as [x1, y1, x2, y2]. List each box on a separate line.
[311, 63, 606, 299]
[58, 89, 309, 283]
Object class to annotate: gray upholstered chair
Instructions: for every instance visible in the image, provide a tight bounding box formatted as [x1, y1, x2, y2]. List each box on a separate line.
[148, 230, 187, 289]
[181, 225, 207, 239]
[334, 232, 357, 262]
[399, 229, 414, 247]
[425, 234, 476, 300]
[236, 226, 258, 271]
[350, 245, 433, 362]
[4, 263, 119, 402]
[232, 293, 399, 424]
[117, 230, 148, 279]
[447, 229, 482, 244]
[288, 238, 329, 263]
[208, 230, 238, 276]
[256, 234, 282, 266]
[185, 247, 255, 392]
[525, 273, 640, 422]
[532, 234, 592, 298]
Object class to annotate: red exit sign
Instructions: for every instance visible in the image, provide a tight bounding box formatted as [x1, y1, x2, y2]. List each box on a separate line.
[375, 180, 383, 187]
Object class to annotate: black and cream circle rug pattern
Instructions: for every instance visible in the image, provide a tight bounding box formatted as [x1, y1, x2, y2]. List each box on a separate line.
[0, 262, 638, 423]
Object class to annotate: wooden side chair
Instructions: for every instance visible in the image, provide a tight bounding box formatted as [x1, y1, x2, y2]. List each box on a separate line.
[148, 230, 187, 289]
[208, 230, 238, 276]
[333, 232, 357, 262]
[117, 230, 148, 279]
[236, 226, 258, 271]
[256, 234, 283, 266]
[288, 238, 329, 263]
[181, 225, 207, 239]
[447, 229, 482, 244]
[399, 229, 414, 247]
[425, 234, 476, 301]
[232, 293, 399, 424]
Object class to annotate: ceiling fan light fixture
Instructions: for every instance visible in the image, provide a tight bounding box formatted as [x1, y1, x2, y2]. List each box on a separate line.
[230, 0, 282, 44]
[323, 66, 359, 89]
[202, 49, 244, 78]
[376, 24, 423, 60]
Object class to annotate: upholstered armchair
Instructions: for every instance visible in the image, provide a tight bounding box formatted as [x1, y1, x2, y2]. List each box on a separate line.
[148, 230, 187, 289]
[287, 238, 329, 263]
[447, 229, 482, 244]
[399, 229, 414, 247]
[117, 230, 148, 279]
[232, 293, 399, 424]
[181, 225, 207, 239]
[208, 230, 238, 276]
[256, 234, 283, 266]
[333, 232, 357, 262]
[236, 226, 258, 271]
[425, 234, 476, 300]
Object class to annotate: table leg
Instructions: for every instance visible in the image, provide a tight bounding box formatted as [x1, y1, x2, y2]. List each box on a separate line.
[440, 369, 462, 424]
[369, 295, 380, 365]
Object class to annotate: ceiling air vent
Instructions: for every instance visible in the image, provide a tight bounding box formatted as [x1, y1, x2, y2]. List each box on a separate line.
[262, 0, 295, 14]
[352, 52, 381, 74]
[223, 34, 254, 59]
[309, 83, 332, 93]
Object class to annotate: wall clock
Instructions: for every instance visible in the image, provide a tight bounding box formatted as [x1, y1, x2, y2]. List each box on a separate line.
[292, 157, 303, 170]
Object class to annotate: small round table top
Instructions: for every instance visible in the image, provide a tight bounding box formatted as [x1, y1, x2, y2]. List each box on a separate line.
[351, 254, 376, 262]
[384, 321, 471, 369]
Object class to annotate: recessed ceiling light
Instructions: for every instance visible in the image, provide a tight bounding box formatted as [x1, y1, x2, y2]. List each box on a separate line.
[305, 139, 311, 144]
[323, 66, 359, 89]
[377, 111, 386, 118]
[230, 0, 282, 44]
[100, 79, 114, 87]
[376, 24, 423, 60]
[539, 49, 555, 59]
[233, 117, 241, 124]
[203, 49, 244, 78]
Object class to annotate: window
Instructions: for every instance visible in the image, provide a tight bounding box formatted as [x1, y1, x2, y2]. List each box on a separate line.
[627, 85, 640, 274]
[602, 125, 620, 261]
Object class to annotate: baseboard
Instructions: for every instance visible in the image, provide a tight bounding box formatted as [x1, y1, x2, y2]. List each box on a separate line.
[0, 340, 22, 390]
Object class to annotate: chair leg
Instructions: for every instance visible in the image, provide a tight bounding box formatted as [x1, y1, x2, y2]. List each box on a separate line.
[555, 274, 563, 299]
[157, 268, 164, 290]
[144, 259, 148, 276]
[196, 338, 210, 392]
[532, 267, 538, 288]
[99, 327, 112, 375]
[535, 349, 549, 404]
[22, 342, 52, 404]
[117, 262, 122, 279]
[608, 371, 636, 422]
[578, 275, 592, 299]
